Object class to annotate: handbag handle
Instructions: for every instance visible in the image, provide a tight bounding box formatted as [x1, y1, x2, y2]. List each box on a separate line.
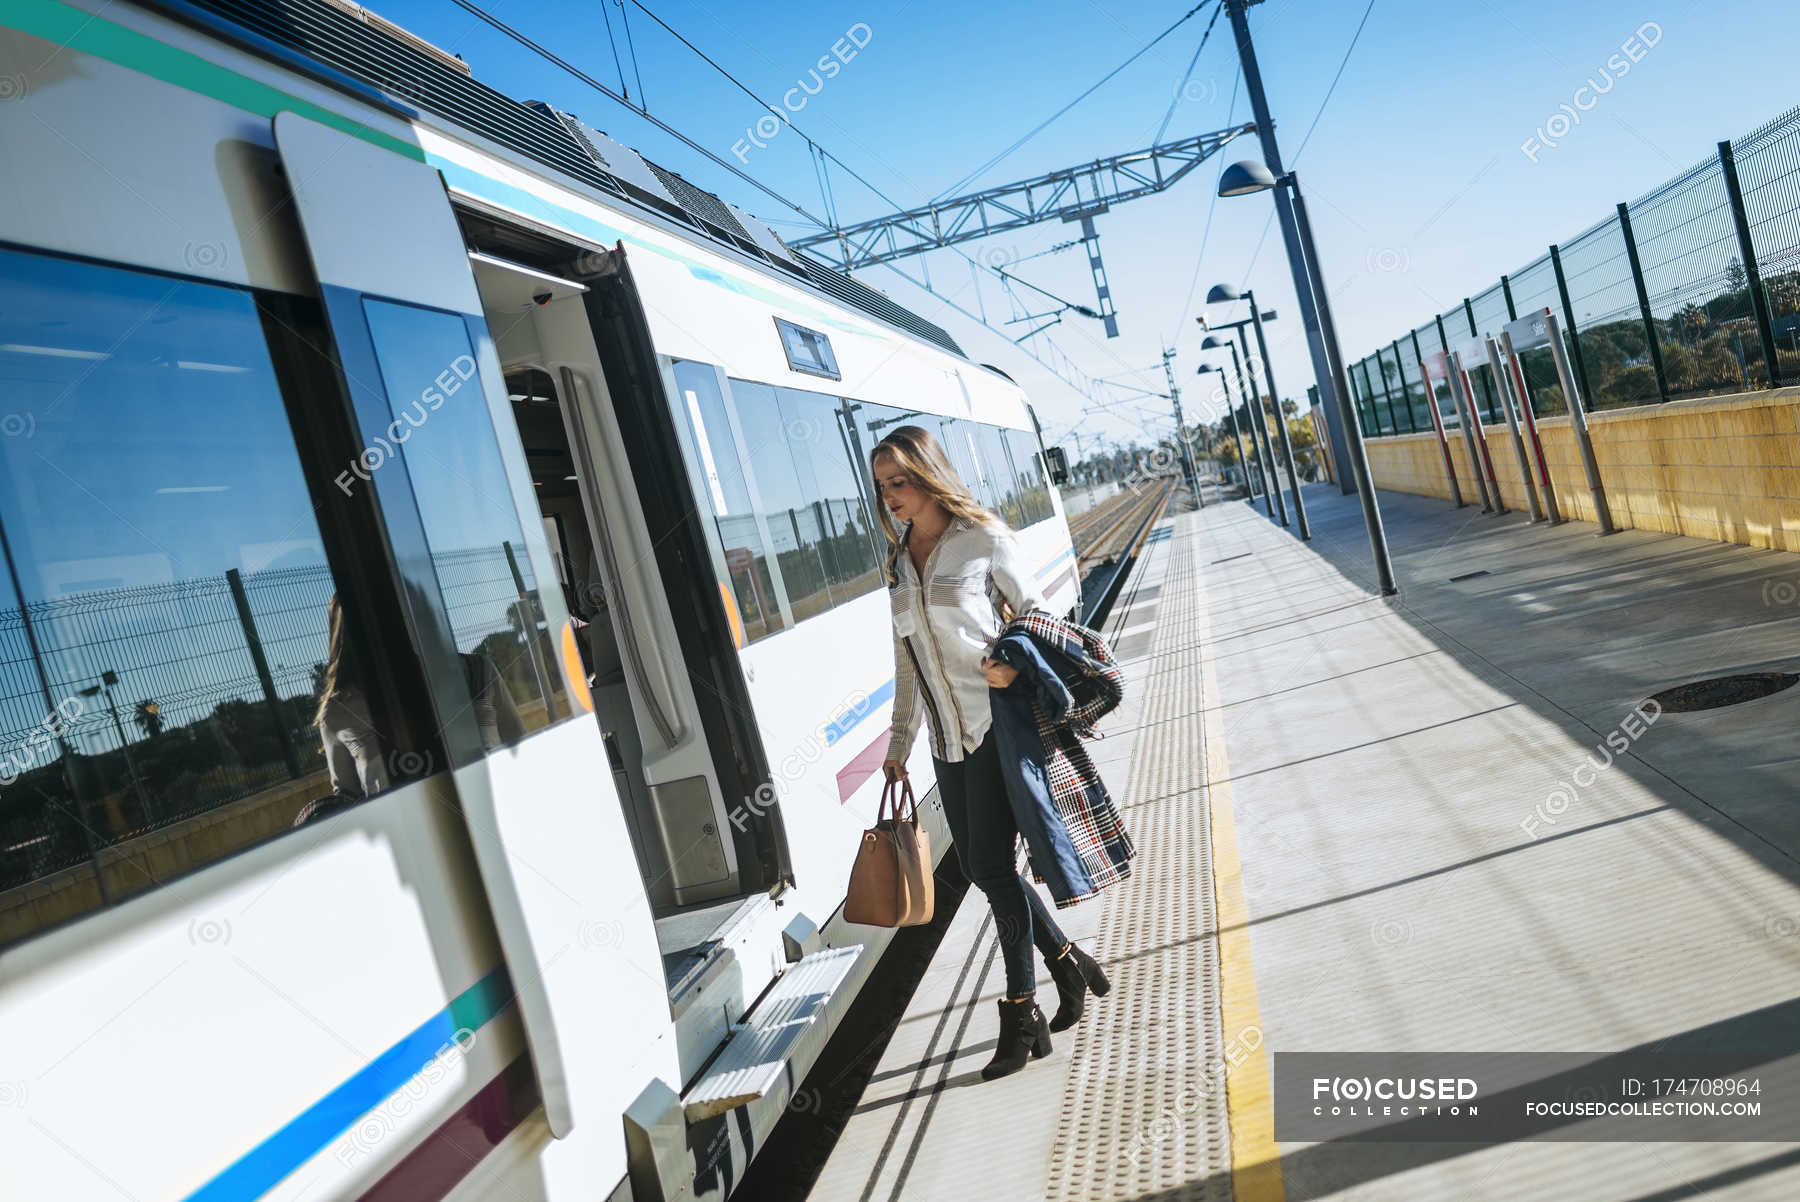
[879, 778, 919, 822]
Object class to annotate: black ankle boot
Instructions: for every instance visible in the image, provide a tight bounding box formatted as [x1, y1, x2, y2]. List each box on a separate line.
[1047, 943, 1111, 1033]
[982, 998, 1053, 1080]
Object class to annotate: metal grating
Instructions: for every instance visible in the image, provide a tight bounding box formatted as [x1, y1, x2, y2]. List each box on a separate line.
[161, 0, 968, 357]
[645, 160, 755, 245]
[175, 0, 624, 196]
[1045, 516, 1231, 1201]
[681, 944, 861, 1120]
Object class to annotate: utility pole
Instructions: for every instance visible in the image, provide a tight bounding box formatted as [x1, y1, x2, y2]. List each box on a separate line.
[1224, 0, 1354, 496]
[1161, 347, 1203, 506]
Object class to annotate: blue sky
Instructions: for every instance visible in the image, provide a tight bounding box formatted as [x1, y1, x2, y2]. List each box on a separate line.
[376, 0, 1796, 452]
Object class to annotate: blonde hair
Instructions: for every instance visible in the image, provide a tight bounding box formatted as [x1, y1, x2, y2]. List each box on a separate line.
[869, 425, 999, 580]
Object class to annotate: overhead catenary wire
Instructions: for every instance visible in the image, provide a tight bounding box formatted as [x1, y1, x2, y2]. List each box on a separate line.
[931, 1, 1219, 202]
[616, 0, 648, 106]
[1152, 1, 1226, 147]
[448, 0, 835, 233]
[452, 0, 1147, 421]
[1238, 0, 1379, 283]
[597, 0, 630, 100]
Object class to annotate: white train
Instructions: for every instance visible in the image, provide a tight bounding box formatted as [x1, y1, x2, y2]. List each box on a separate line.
[0, 1, 1079, 1198]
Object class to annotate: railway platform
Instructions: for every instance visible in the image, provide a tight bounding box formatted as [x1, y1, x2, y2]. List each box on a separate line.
[803, 481, 1800, 1202]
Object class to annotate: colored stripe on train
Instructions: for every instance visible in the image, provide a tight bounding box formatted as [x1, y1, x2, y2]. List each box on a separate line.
[184, 967, 514, 1202]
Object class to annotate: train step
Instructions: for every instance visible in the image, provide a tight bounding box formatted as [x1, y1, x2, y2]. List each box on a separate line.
[680, 944, 862, 1120]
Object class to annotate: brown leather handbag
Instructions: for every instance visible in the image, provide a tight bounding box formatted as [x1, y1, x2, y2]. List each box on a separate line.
[843, 780, 934, 927]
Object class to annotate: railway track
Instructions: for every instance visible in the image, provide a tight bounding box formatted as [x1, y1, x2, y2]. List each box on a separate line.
[1075, 476, 1175, 625]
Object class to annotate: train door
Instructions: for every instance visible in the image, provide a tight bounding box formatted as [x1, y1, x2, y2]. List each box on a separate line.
[464, 240, 799, 1088]
[272, 112, 678, 1165]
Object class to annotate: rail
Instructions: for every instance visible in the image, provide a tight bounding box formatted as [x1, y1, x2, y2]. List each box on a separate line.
[1079, 478, 1174, 626]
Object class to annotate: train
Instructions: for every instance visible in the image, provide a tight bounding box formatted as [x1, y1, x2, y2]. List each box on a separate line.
[0, 1, 1080, 1198]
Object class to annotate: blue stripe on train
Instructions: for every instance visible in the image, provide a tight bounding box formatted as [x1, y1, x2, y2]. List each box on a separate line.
[184, 967, 514, 1202]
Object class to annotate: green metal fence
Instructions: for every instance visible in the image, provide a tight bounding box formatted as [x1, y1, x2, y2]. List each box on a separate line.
[1347, 104, 1800, 437]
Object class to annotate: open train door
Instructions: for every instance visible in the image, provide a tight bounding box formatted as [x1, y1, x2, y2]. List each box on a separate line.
[271, 111, 675, 1158]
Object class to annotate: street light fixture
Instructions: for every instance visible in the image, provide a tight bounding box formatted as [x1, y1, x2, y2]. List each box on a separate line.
[1195, 359, 1267, 503]
[1217, 158, 1396, 594]
[1203, 331, 1284, 525]
[1197, 364, 1256, 500]
[1205, 284, 1310, 540]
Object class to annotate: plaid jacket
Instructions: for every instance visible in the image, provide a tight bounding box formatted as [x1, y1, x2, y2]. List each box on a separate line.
[989, 611, 1134, 907]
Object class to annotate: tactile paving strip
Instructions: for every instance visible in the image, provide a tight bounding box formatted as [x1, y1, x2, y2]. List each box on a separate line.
[1044, 514, 1232, 1201]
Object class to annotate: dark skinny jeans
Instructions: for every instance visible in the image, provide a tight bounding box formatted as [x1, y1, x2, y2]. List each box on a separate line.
[934, 728, 1070, 998]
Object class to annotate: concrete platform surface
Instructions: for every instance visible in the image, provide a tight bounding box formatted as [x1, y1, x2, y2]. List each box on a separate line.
[802, 482, 1800, 1202]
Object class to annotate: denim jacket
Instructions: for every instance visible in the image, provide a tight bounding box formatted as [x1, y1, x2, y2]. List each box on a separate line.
[987, 612, 1133, 907]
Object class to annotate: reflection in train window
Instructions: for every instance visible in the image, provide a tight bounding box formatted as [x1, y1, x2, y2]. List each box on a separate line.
[1006, 428, 1055, 525]
[361, 300, 562, 748]
[0, 248, 407, 940]
[777, 389, 883, 602]
[672, 361, 784, 643]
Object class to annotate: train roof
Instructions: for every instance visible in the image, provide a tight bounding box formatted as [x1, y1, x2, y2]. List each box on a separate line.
[145, 0, 967, 359]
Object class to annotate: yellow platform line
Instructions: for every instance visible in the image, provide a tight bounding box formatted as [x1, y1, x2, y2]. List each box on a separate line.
[1196, 563, 1286, 1202]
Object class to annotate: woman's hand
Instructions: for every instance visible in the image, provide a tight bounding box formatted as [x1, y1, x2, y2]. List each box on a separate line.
[883, 759, 909, 783]
[981, 657, 1020, 689]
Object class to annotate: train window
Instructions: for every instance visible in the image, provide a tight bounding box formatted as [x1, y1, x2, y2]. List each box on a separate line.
[973, 424, 1025, 529]
[361, 300, 562, 747]
[1005, 428, 1054, 526]
[727, 380, 832, 622]
[932, 416, 987, 509]
[671, 362, 784, 642]
[0, 249, 412, 941]
[777, 389, 883, 604]
[773, 318, 840, 381]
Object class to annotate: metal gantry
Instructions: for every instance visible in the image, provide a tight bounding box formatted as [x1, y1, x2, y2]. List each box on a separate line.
[786, 124, 1259, 337]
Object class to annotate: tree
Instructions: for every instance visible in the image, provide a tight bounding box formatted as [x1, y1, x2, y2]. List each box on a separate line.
[134, 700, 163, 739]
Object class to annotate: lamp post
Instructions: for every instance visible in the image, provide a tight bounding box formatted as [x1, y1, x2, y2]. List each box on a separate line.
[1208, 284, 1309, 540]
[1198, 363, 1254, 499]
[1223, 0, 1354, 495]
[1207, 334, 1282, 524]
[80, 669, 154, 829]
[1219, 158, 1396, 595]
[1160, 347, 1202, 504]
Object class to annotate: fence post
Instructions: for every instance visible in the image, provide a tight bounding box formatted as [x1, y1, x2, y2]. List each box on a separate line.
[1368, 351, 1395, 436]
[1462, 298, 1499, 423]
[1391, 340, 1420, 433]
[1616, 201, 1671, 404]
[1550, 244, 1597, 411]
[226, 568, 303, 781]
[502, 542, 555, 713]
[1502, 274, 1518, 321]
[1718, 139, 1782, 387]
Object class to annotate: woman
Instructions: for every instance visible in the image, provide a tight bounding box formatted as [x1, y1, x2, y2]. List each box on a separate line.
[314, 594, 388, 801]
[874, 426, 1110, 1081]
